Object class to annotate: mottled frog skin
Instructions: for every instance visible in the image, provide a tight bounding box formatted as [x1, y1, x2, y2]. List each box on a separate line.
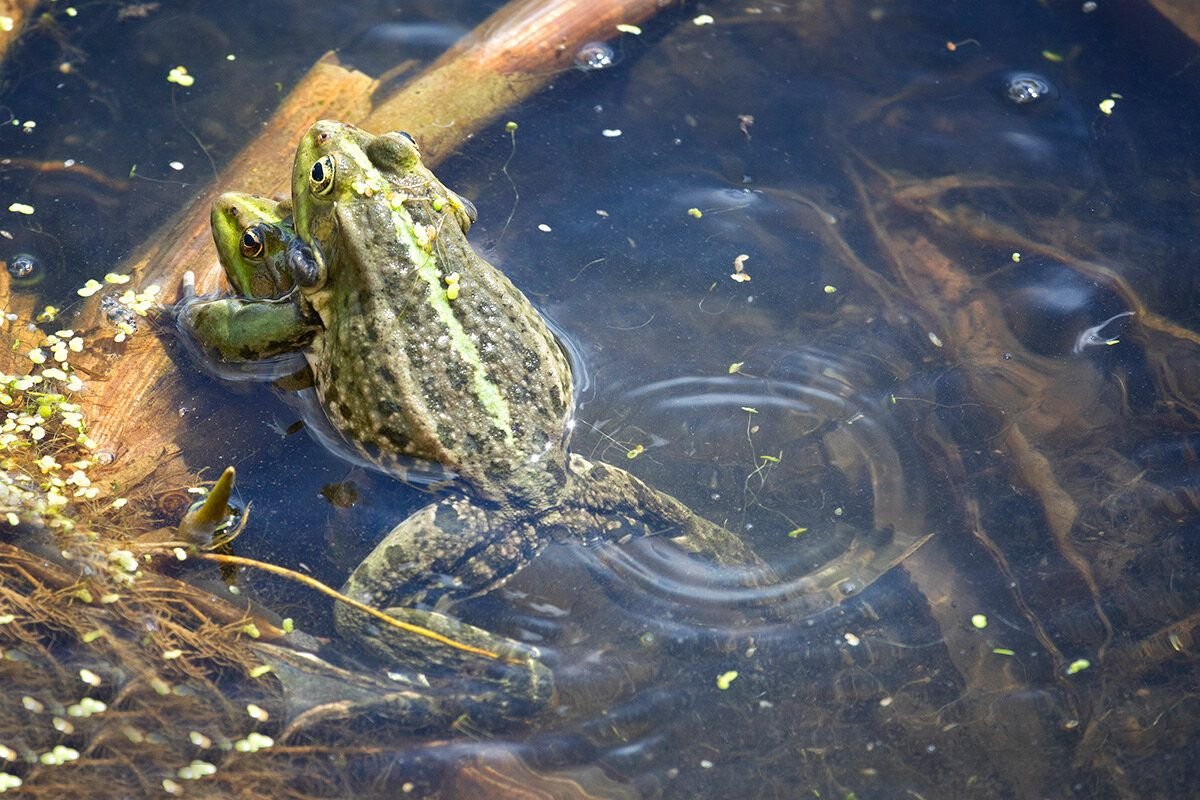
[185, 121, 762, 714]
[289, 124, 573, 509]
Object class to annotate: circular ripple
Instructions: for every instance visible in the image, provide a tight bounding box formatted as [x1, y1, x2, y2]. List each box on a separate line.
[571, 345, 931, 630]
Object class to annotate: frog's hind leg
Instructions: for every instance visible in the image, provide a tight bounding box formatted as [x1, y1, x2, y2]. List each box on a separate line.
[336, 496, 543, 615]
[333, 597, 553, 722]
[562, 453, 770, 572]
[333, 496, 553, 714]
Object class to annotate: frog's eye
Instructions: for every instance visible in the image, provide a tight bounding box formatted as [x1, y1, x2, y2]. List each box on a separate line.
[397, 131, 416, 144]
[240, 226, 266, 260]
[309, 155, 336, 196]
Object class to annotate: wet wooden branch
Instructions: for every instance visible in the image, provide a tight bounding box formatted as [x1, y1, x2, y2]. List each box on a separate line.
[1147, 0, 1200, 46]
[365, 0, 676, 162]
[73, 55, 375, 491]
[73, 0, 675, 494]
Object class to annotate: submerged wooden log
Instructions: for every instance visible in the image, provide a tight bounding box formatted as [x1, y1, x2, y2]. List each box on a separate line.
[75, 0, 673, 494]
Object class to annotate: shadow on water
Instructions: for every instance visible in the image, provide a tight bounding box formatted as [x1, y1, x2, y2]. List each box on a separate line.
[4, 0, 1200, 798]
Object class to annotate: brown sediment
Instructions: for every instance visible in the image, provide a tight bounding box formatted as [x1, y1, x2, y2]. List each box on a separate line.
[817, 145, 1158, 791]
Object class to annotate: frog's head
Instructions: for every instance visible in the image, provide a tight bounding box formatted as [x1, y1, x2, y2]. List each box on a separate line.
[291, 120, 376, 248]
[209, 192, 295, 298]
[294, 121, 477, 247]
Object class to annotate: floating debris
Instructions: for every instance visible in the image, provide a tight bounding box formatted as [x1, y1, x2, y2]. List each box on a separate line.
[730, 253, 751, 282]
[167, 65, 195, 87]
[1072, 311, 1134, 354]
[6, 253, 43, 286]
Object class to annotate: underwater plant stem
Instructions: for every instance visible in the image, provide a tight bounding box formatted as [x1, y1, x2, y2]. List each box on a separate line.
[194, 552, 504, 662]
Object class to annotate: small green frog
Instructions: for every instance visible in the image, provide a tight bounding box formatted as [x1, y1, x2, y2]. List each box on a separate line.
[177, 193, 317, 364]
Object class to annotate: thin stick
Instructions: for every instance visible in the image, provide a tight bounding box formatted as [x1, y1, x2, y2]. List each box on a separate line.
[193, 551, 503, 662]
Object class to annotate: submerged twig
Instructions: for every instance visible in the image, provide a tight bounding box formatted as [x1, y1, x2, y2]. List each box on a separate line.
[192, 551, 505, 662]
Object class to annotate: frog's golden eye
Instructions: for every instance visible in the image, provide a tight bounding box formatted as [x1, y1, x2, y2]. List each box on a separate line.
[309, 155, 336, 196]
[240, 226, 266, 259]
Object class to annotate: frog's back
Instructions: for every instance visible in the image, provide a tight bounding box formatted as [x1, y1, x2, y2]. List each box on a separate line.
[309, 196, 574, 506]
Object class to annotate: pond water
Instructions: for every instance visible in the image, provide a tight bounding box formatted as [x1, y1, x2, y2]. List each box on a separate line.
[3, 1, 1200, 798]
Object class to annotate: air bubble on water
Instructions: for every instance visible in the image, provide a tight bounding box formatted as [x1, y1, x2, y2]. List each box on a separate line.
[575, 41, 615, 71]
[1004, 72, 1057, 105]
[6, 253, 42, 286]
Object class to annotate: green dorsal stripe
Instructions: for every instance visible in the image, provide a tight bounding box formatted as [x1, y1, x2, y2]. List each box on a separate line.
[391, 203, 513, 444]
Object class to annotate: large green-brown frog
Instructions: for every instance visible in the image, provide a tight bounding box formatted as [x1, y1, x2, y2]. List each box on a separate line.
[184, 121, 763, 713]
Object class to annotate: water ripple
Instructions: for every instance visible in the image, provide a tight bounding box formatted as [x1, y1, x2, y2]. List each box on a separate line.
[573, 345, 932, 633]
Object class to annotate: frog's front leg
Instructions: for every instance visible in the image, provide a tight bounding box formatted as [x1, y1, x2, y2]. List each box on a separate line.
[334, 496, 552, 714]
[176, 272, 318, 363]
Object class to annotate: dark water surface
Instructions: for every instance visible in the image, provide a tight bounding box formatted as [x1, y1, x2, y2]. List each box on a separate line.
[3, 1, 1200, 798]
